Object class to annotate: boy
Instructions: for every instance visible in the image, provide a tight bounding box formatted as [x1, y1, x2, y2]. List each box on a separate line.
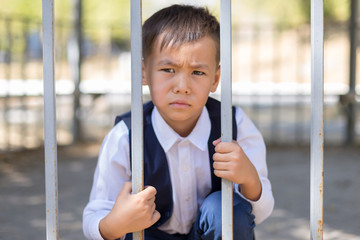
[83, 4, 274, 240]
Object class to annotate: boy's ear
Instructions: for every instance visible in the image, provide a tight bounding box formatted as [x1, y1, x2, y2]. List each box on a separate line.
[142, 61, 148, 85]
[210, 65, 221, 93]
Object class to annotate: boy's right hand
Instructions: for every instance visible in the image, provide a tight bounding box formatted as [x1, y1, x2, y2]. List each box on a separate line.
[99, 182, 160, 239]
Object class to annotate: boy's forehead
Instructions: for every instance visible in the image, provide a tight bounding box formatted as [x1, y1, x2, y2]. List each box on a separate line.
[146, 35, 219, 67]
[152, 33, 217, 55]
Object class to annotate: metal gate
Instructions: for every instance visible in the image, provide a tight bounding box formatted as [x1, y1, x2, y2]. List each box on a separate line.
[41, 0, 324, 239]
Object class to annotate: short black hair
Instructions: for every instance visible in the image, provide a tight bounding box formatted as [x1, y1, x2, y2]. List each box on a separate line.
[142, 4, 220, 63]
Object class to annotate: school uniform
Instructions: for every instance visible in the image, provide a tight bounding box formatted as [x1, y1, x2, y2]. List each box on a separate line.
[83, 97, 274, 240]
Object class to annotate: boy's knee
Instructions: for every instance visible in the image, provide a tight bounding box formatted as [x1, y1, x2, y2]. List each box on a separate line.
[199, 191, 222, 221]
[196, 191, 255, 240]
[196, 191, 222, 237]
[233, 195, 256, 235]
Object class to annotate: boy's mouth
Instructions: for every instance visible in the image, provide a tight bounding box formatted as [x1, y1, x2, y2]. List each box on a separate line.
[170, 100, 191, 108]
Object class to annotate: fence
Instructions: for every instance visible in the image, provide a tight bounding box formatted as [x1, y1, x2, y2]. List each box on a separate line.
[0, 16, 359, 152]
[0, 0, 358, 239]
[42, 0, 326, 239]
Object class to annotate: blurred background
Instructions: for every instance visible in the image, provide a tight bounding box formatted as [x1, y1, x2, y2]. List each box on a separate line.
[0, 0, 359, 239]
[0, 0, 359, 151]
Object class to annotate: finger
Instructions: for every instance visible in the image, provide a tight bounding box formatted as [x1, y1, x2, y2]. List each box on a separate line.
[213, 169, 232, 180]
[151, 210, 161, 224]
[147, 196, 156, 204]
[138, 185, 157, 199]
[213, 161, 230, 171]
[214, 141, 237, 153]
[213, 152, 232, 162]
[150, 201, 156, 214]
[212, 138, 221, 146]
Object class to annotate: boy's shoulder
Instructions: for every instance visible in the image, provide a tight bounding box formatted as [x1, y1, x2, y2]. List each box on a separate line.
[114, 101, 155, 127]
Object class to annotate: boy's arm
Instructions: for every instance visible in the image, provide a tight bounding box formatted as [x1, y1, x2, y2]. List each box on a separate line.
[99, 182, 160, 240]
[83, 121, 160, 239]
[212, 139, 262, 201]
[212, 107, 274, 224]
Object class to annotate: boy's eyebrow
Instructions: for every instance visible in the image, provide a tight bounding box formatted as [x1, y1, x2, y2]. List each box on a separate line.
[157, 59, 210, 70]
[157, 59, 176, 66]
[190, 63, 210, 70]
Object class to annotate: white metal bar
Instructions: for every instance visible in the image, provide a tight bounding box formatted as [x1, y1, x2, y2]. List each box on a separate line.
[131, 0, 144, 239]
[310, 0, 324, 239]
[42, 0, 59, 239]
[220, 0, 233, 239]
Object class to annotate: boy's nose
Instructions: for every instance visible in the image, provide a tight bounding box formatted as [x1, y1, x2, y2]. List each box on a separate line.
[173, 74, 191, 95]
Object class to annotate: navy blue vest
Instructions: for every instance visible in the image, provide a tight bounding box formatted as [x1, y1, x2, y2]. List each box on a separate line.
[114, 97, 237, 228]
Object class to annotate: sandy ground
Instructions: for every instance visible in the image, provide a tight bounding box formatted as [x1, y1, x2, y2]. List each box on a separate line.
[0, 143, 359, 240]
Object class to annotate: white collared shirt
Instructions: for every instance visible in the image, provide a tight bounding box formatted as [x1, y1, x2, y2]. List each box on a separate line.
[83, 106, 274, 240]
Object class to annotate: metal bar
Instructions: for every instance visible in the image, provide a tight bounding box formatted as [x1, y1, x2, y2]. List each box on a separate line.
[295, 27, 306, 145]
[250, 27, 260, 128]
[69, 0, 83, 142]
[42, 0, 59, 239]
[347, 0, 358, 144]
[4, 18, 11, 149]
[21, 21, 29, 148]
[310, 0, 324, 239]
[271, 29, 281, 144]
[220, 1, 233, 239]
[131, 0, 143, 239]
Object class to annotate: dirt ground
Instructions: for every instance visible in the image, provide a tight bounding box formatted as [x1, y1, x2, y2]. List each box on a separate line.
[0, 143, 359, 240]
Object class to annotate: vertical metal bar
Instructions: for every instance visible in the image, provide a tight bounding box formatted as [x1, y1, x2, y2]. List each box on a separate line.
[5, 18, 11, 149]
[250, 27, 260, 128]
[69, 0, 83, 142]
[21, 20, 29, 148]
[271, 29, 281, 145]
[347, 0, 358, 144]
[220, 1, 233, 239]
[310, 0, 324, 239]
[131, 0, 143, 239]
[295, 27, 306, 145]
[42, 0, 59, 239]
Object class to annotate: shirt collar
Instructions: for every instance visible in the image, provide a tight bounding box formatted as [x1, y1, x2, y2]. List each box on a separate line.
[152, 106, 211, 152]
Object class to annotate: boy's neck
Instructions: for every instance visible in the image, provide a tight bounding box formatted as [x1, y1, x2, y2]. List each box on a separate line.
[161, 113, 200, 138]
[173, 119, 199, 138]
[174, 124, 196, 138]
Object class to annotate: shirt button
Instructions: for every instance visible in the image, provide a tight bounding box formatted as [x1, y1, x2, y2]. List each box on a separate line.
[185, 197, 191, 201]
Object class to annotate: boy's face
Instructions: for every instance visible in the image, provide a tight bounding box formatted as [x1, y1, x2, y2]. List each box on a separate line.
[143, 35, 220, 137]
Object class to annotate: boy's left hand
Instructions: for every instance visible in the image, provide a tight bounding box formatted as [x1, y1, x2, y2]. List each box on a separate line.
[212, 138, 262, 201]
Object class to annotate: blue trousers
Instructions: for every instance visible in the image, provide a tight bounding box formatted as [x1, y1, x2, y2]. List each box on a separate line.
[125, 191, 255, 240]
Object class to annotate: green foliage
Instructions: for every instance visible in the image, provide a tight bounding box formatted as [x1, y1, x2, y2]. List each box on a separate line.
[1, 0, 72, 21]
[1, 0, 42, 19]
[299, 0, 350, 23]
[0, 0, 131, 49]
[82, 0, 130, 46]
[0, 0, 353, 52]
[324, 0, 350, 22]
[241, 0, 350, 27]
[83, 0, 130, 25]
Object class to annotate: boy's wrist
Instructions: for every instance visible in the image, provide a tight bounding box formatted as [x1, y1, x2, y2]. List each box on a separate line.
[99, 215, 126, 240]
[239, 169, 262, 201]
[240, 178, 262, 201]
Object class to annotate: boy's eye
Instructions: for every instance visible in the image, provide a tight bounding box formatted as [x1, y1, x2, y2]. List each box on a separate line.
[193, 70, 205, 76]
[161, 68, 175, 73]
